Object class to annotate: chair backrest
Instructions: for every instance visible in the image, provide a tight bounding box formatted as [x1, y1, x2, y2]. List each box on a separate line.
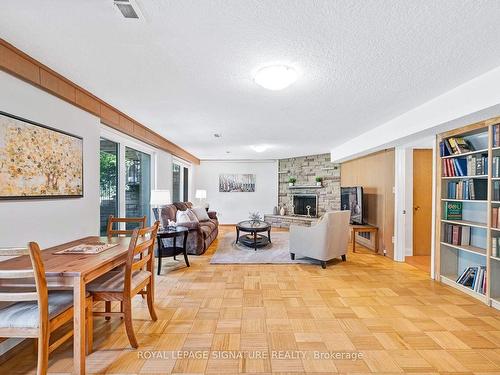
[107, 215, 147, 237]
[124, 221, 159, 294]
[324, 211, 351, 255]
[0, 242, 49, 328]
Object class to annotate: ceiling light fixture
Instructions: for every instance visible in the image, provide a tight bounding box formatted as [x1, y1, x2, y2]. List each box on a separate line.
[254, 65, 297, 91]
[250, 144, 270, 153]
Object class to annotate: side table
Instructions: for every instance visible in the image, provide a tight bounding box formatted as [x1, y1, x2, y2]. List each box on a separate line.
[156, 226, 189, 274]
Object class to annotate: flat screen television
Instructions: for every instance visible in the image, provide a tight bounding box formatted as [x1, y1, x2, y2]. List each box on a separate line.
[341, 186, 363, 224]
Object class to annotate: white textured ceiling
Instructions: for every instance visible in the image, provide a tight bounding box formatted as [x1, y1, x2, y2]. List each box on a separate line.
[2, 1, 500, 160]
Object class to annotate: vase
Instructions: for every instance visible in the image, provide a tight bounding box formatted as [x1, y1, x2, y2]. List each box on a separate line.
[280, 206, 285, 216]
[316, 182, 322, 186]
[273, 206, 278, 215]
[289, 183, 294, 187]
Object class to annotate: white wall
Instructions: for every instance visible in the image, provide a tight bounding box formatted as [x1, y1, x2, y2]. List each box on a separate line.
[0, 71, 100, 248]
[194, 160, 278, 224]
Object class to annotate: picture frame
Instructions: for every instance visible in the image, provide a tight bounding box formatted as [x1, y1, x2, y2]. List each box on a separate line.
[0, 111, 84, 200]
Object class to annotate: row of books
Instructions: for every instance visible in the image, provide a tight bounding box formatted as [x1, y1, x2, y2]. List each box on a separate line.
[447, 179, 487, 200]
[493, 156, 500, 178]
[493, 182, 500, 202]
[440, 137, 474, 156]
[492, 237, 500, 258]
[443, 224, 471, 246]
[456, 266, 486, 294]
[442, 155, 488, 177]
[493, 124, 500, 147]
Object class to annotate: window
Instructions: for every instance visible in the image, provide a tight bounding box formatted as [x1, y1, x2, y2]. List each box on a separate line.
[172, 161, 190, 202]
[125, 147, 151, 226]
[99, 138, 119, 235]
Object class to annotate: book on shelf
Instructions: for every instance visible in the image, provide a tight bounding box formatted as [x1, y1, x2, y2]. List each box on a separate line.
[444, 201, 462, 220]
[492, 237, 499, 258]
[443, 224, 471, 246]
[447, 179, 487, 200]
[492, 207, 499, 228]
[493, 124, 500, 148]
[493, 182, 500, 202]
[456, 266, 487, 294]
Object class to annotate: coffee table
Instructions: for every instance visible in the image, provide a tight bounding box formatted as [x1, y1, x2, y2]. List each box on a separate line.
[236, 220, 271, 250]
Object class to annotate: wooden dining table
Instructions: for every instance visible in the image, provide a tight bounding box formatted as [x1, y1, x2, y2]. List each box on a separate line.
[0, 236, 132, 375]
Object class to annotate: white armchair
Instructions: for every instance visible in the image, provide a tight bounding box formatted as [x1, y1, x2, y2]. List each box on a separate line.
[289, 211, 350, 268]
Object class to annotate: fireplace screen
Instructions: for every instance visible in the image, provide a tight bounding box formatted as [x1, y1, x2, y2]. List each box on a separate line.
[293, 194, 318, 217]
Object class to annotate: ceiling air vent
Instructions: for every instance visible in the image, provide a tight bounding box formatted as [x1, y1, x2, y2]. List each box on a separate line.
[113, 0, 142, 19]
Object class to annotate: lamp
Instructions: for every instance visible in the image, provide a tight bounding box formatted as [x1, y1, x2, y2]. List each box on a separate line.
[195, 189, 208, 210]
[150, 189, 171, 229]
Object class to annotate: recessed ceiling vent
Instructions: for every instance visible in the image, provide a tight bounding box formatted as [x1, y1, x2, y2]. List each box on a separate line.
[113, 0, 142, 19]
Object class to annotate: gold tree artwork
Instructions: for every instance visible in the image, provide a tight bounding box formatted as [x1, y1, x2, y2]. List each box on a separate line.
[0, 113, 83, 198]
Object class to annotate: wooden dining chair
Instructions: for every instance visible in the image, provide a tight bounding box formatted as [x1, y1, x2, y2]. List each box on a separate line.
[87, 221, 159, 348]
[0, 242, 93, 375]
[106, 215, 147, 237]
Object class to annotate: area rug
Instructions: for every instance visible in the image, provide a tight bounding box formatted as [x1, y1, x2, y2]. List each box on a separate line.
[210, 232, 319, 265]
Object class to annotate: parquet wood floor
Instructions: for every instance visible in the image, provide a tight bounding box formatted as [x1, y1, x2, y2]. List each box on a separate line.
[1, 226, 499, 374]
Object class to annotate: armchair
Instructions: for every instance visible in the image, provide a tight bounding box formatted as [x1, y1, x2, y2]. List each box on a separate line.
[289, 211, 350, 268]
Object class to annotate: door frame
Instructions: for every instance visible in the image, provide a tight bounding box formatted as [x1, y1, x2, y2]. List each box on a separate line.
[394, 140, 437, 278]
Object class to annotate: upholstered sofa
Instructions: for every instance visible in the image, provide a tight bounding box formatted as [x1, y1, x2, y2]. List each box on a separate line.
[153, 202, 218, 255]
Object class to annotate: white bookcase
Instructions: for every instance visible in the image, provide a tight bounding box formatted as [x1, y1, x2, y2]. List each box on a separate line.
[435, 116, 500, 309]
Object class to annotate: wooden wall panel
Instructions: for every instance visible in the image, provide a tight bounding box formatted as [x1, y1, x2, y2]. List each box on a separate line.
[0, 38, 199, 164]
[0, 44, 40, 83]
[341, 149, 395, 258]
[75, 89, 100, 116]
[40, 69, 76, 102]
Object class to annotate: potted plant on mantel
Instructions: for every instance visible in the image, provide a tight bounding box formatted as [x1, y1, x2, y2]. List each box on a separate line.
[315, 176, 323, 187]
[288, 177, 297, 187]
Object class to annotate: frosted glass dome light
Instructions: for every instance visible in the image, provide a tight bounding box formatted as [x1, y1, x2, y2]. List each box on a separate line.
[254, 65, 297, 90]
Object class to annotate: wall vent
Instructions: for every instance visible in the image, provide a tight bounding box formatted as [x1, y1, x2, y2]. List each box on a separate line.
[113, 0, 142, 20]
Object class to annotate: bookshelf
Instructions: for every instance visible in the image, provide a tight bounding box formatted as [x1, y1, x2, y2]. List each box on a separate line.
[435, 117, 500, 310]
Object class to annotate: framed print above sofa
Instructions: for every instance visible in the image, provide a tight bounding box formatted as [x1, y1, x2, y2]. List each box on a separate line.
[0, 111, 83, 199]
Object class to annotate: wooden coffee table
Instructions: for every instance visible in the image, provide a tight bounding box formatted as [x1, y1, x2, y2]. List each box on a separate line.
[236, 220, 271, 251]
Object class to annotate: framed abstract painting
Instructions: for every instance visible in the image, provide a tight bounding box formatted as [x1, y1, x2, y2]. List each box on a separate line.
[0, 111, 83, 199]
[219, 174, 256, 192]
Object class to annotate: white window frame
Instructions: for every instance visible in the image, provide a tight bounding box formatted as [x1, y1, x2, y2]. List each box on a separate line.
[100, 124, 157, 220]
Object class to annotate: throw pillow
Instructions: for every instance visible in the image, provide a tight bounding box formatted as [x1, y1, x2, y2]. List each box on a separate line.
[186, 209, 199, 222]
[176, 209, 191, 223]
[192, 207, 210, 222]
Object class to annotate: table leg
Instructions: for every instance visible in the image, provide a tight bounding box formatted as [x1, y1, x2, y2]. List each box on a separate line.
[374, 229, 379, 253]
[157, 240, 162, 275]
[352, 229, 356, 253]
[183, 231, 190, 267]
[253, 232, 257, 251]
[236, 228, 239, 243]
[73, 277, 86, 375]
[173, 235, 177, 260]
[268, 229, 271, 243]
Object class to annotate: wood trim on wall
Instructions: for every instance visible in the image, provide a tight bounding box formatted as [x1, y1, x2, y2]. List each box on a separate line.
[0, 38, 199, 164]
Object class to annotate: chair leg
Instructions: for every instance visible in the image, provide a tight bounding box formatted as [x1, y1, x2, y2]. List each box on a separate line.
[86, 298, 93, 355]
[341, 254, 347, 262]
[36, 326, 49, 375]
[146, 282, 158, 321]
[105, 301, 111, 321]
[290, 253, 295, 260]
[123, 298, 138, 348]
[321, 261, 327, 269]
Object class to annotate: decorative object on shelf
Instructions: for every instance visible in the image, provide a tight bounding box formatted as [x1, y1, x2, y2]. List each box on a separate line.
[279, 206, 285, 216]
[288, 177, 297, 187]
[315, 176, 323, 186]
[306, 205, 312, 217]
[0, 111, 83, 199]
[219, 174, 256, 192]
[195, 189, 209, 209]
[248, 211, 263, 225]
[273, 206, 278, 215]
[150, 189, 172, 230]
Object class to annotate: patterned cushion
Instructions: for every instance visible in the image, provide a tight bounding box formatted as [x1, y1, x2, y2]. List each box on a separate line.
[0, 291, 74, 328]
[87, 270, 151, 293]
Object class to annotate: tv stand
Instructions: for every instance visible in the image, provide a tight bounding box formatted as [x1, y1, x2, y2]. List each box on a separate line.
[349, 224, 379, 253]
